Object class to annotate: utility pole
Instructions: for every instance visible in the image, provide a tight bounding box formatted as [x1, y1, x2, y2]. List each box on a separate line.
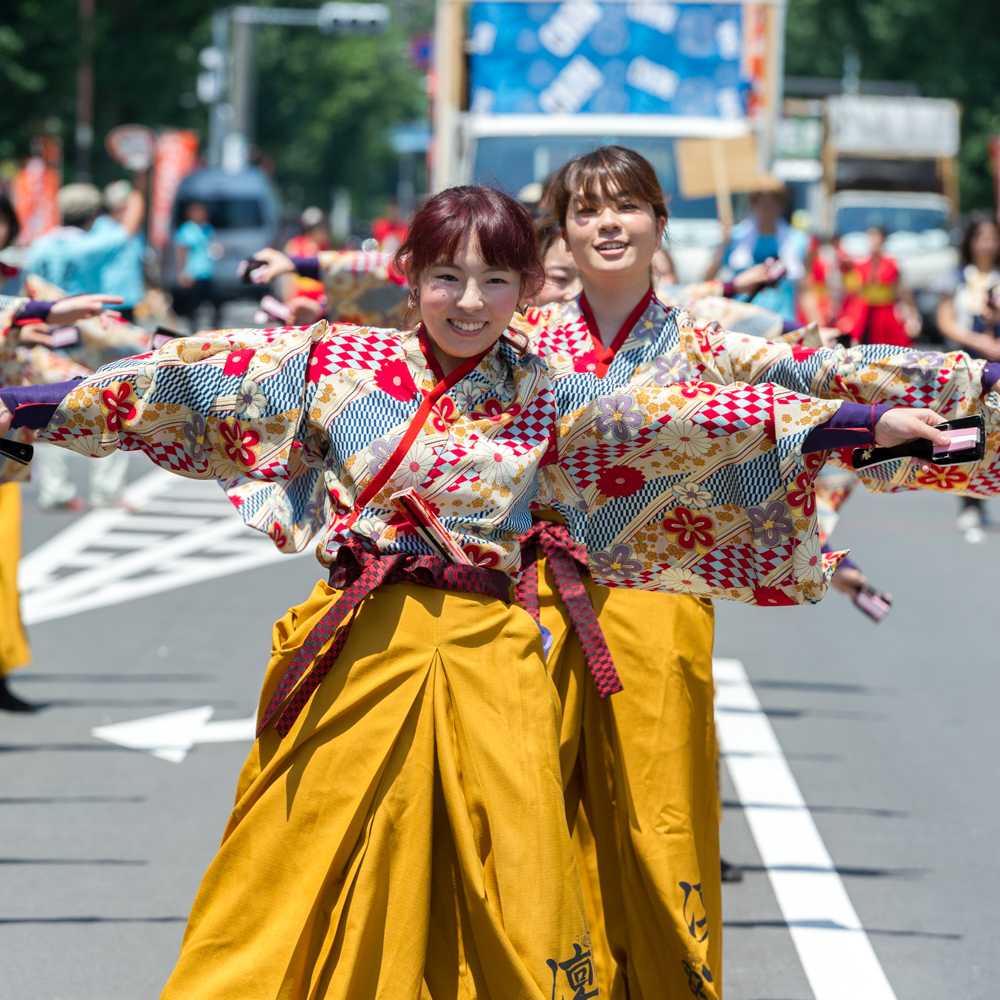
[75, 0, 96, 181]
[199, 4, 390, 173]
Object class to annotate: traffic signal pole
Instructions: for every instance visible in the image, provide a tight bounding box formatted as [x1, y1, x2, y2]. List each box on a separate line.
[200, 4, 390, 173]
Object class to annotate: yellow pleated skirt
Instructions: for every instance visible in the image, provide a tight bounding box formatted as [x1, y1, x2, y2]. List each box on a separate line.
[0, 482, 31, 676]
[536, 556, 721, 1000]
[162, 579, 599, 1000]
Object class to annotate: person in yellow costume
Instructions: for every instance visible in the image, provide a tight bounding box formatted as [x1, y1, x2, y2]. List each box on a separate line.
[0, 290, 122, 710]
[511, 146, 1000, 1000]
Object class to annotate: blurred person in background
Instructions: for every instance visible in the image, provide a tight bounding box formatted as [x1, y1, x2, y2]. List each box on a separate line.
[27, 181, 145, 295]
[370, 197, 408, 251]
[173, 201, 218, 324]
[531, 219, 582, 307]
[935, 211, 1000, 536]
[95, 177, 148, 323]
[279, 206, 330, 324]
[0, 191, 21, 294]
[25, 182, 141, 512]
[705, 180, 806, 323]
[837, 226, 920, 347]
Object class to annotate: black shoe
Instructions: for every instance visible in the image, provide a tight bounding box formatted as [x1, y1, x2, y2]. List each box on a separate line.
[720, 857, 744, 883]
[0, 675, 36, 713]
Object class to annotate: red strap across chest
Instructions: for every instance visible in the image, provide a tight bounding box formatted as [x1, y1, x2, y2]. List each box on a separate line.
[346, 327, 489, 525]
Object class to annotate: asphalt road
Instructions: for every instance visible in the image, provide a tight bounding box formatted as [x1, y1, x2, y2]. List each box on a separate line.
[3, 450, 997, 999]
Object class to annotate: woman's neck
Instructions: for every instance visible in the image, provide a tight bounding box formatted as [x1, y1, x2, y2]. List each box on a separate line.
[580, 270, 652, 344]
[972, 254, 998, 274]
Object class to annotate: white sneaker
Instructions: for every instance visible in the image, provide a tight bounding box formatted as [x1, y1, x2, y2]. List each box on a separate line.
[957, 507, 982, 533]
[965, 526, 987, 544]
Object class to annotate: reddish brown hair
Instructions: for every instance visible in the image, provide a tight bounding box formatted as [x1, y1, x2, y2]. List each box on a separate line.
[544, 145, 668, 228]
[394, 186, 545, 300]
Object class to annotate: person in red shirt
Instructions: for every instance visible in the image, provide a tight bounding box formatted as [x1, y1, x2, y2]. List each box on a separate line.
[837, 226, 920, 347]
[370, 198, 408, 251]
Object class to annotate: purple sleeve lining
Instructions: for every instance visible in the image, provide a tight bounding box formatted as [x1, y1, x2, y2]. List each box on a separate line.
[13, 300, 53, 323]
[801, 402, 893, 453]
[289, 255, 320, 281]
[983, 362, 1000, 393]
[1, 380, 80, 429]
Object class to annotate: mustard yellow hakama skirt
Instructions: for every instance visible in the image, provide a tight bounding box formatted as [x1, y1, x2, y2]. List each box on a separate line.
[162, 579, 598, 1000]
[0, 482, 31, 676]
[536, 556, 721, 1000]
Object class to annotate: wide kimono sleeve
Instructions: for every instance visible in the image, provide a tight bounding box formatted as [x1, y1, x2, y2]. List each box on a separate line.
[668, 308, 1000, 498]
[551, 372, 844, 606]
[32, 322, 329, 550]
[314, 250, 409, 328]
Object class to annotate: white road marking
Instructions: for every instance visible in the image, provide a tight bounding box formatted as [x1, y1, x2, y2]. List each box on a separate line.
[20, 469, 308, 625]
[92, 706, 256, 763]
[714, 658, 897, 1000]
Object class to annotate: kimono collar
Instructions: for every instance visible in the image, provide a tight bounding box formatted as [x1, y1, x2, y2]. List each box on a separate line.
[414, 322, 505, 391]
[578, 286, 656, 378]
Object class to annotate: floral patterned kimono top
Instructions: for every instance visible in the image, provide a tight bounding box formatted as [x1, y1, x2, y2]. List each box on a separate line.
[512, 288, 1000, 540]
[11, 316, 861, 607]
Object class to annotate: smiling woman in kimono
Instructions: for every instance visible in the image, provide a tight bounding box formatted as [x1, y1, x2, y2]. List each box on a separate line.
[510, 146, 1000, 1000]
[0, 187, 947, 1000]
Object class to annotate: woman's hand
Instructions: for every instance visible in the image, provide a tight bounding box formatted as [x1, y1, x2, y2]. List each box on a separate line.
[17, 323, 53, 346]
[0, 399, 12, 437]
[47, 294, 124, 326]
[831, 563, 867, 595]
[874, 408, 948, 449]
[246, 247, 296, 283]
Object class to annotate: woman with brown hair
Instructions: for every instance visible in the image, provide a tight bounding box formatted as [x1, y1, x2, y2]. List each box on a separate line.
[513, 145, 1000, 999]
[0, 182, 948, 998]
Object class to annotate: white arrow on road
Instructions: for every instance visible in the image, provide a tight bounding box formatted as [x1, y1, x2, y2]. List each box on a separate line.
[91, 706, 256, 763]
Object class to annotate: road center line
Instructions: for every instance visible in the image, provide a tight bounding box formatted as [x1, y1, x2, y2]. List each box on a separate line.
[713, 657, 897, 1000]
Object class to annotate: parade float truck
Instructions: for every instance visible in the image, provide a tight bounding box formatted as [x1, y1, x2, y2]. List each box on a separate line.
[822, 95, 962, 315]
[431, 0, 787, 281]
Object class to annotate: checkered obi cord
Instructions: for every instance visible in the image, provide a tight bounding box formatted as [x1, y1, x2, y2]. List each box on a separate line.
[259, 537, 511, 737]
[512, 291, 1000, 506]
[33, 317, 873, 606]
[517, 519, 622, 698]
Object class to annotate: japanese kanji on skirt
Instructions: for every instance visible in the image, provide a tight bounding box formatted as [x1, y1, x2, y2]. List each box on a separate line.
[0, 318, 953, 999]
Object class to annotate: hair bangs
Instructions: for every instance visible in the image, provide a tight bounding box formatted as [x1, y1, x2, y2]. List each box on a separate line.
[395, 186, 545, 300]
[544, 145, 668, 227]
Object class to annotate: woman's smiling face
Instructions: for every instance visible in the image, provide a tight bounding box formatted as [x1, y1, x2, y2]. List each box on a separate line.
[563, 187, 665, 283]
[411, 233, 522, 375]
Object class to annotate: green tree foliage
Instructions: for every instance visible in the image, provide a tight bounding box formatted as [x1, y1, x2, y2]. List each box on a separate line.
[786, 0, 1000, 210]
[0, 0, 430, 219]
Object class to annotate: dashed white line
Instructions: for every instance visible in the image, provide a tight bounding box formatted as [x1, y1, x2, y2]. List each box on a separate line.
[714, 657, 897, 1000]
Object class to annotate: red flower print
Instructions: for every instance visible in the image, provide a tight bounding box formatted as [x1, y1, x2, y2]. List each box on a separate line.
[223, 348, 255, 377]
[218, 419, 261, 469]
[753, 586, 797, 607]
[786, 470, 817, 517]
[474, 397, 523, 422]
[573, 353, 600, 374]
[829, 375, 867, 404]
[462, 543, 500, 568]
[596, 465, 646, 499]
[430, 395, 458, 431]
[791, 346, 817, 362]
[915, 465, 969, 491]
[680, 380, 717, 400]
[374, 359, 416, 402]
[269, 520, 290, 550]
[803, 450, 825, 476]
[101, 382, 137, 433]
[661, 507, 716, 551]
